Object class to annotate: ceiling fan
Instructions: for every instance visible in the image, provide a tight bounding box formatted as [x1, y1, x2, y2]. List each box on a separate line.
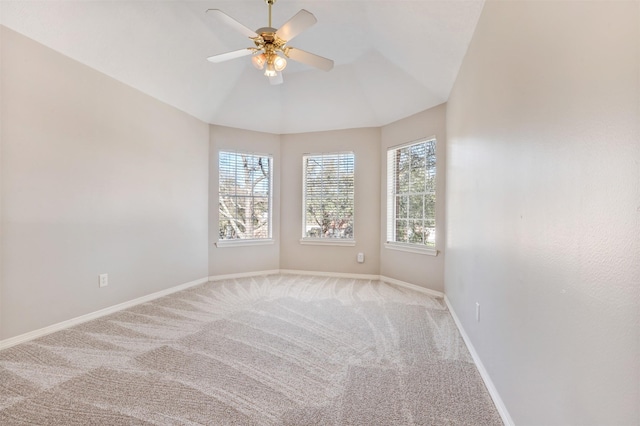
[206, 0, 334, 85]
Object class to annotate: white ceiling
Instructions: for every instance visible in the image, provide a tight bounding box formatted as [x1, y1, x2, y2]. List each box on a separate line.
[1, 0, 484, 134]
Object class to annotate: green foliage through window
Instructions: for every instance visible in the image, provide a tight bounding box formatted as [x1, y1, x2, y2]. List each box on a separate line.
[303, 152, 354, 239]
[387, 139, 436, 246]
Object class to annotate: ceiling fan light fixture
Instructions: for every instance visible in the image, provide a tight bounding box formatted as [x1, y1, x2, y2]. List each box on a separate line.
[273, 55, 287, 71]
[264, 63, 277, 77]
[252, 53, 266, 70]
[206, 2, 333, 84]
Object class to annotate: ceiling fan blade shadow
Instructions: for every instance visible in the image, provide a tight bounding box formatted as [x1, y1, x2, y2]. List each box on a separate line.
[269, 73, 284, 85]
[286, 48, 334, 71]
[276, 10, 317, 42]
[207, 48, 254, 63]
[206, 9, 257, 39]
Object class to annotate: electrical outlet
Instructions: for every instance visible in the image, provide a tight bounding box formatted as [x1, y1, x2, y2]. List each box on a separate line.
[357, 252, 364, 263]
[99, 273, 108, 288]
[475, 302, 480, 322]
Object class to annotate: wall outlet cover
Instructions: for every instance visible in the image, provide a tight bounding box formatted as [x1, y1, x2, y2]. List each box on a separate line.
[99, 273, 108, 288]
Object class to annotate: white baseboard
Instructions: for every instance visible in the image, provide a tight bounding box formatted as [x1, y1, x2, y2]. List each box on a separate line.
[279, 269, 380, 281]
[379, 275, 444, 298]
[444, 296, 514, 426]
[1, 271, 446, 352]
[0, 276, 209, 351]
[208, 270, 445, 300]
[208, 270, 281, 282]
[0, 271, 510, 426]
[278, 270, 444, 298]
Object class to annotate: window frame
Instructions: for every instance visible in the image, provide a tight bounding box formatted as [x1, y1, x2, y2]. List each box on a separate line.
[217, 150, 273, 247]
[386, 138, 438, 256]
[301, 151, 356, 246]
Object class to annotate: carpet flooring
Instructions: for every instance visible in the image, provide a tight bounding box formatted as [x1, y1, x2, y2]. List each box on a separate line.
[0, 274, 502, 425]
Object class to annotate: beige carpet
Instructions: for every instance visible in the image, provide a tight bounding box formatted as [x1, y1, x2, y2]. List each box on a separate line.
[0, 274, 502, 425]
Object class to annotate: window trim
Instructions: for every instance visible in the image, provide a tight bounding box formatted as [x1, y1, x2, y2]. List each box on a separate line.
[217, 149, 273, 243]
[299, 238, 356, 247]
[384, 242, 438, 256]
[386, 137, 437, 250]
[216, 239, 275, 248]
[301, 151, 356, 244]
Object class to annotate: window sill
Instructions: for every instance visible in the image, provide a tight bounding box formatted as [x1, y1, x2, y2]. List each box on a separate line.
[384, 242, 438, 256]
[216, 239, 274, 248]
[299, 238, 356, 247]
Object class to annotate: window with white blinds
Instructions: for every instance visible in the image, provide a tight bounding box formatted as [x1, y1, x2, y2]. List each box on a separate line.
[386, 139, 436, 248]
[219, 151, 272, 241]
[303, 152, 355, 240]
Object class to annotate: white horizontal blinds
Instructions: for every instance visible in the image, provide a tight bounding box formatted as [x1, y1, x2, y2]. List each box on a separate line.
[387, 139, 436, 246]
[303, 152, 355, 239]
[219, 151, 272, 240]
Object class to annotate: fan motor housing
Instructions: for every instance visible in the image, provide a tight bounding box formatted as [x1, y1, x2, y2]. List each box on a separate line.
[256, 27, 277, 40]
[255, 27, 287, 51]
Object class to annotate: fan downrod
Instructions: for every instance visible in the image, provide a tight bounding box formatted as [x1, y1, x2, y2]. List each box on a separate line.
[264, 0, 276, 27]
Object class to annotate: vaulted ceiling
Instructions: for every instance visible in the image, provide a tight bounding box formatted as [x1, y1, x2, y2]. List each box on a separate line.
[1, 0, 484, 134]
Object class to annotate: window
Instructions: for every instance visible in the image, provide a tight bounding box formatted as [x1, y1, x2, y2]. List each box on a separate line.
[218, 151, 272, 242]
[302, 152, 355, 241]
[386, 138, 436, 251]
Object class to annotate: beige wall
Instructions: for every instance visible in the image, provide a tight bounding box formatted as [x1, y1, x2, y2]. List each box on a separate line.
[380, 104, 446, 292]
[209, 125, 281, 275]
[0, 26, 450, 342]
[445, 1, 639, 424]
[212, 120, 448, 287]
[0, 27, 209, 340]
[280, 128, 381, 274]
[0, 28, 3, 341]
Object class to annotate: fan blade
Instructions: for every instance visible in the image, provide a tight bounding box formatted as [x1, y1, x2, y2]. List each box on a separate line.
[206, 9, 257, 39]
[276, 9, 317, 42]
[269, 73, 283, 85]
[207, 48, 254, 63]
[286, 48, 334, 71]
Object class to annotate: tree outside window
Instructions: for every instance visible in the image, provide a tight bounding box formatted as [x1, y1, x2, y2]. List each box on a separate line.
[387, 139, 436, 247]
[303, 152, 354, 239]
[219, 151, 272, 240]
